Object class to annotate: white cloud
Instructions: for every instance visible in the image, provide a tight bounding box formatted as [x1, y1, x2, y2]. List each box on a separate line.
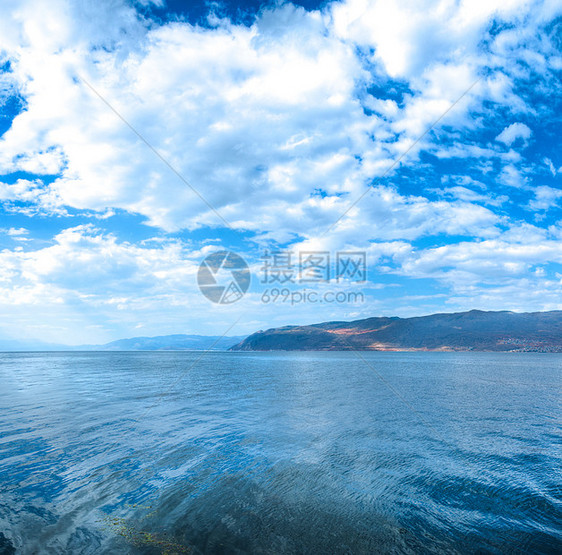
[544, 157, 560, 176]
[0, 227, 30, 241]
[529, 185, 562, 211]
[0, 224, 217, 342]
[0, 0, 557, 240]
[330, 0, 535, 80]
[495, 122, 532, 146]
[498, 164, 529, 188]
[0, 2, 380, 234]
[4, 227, 28, 236]
[395, 226, 562, 284]
[432, 185, 507, 207]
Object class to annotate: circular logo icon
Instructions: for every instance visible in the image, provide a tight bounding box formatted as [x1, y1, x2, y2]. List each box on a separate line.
[197, 250, 250, 304]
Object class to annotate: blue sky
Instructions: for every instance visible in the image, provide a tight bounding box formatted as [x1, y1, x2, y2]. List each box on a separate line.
[0, 0, 562, 344]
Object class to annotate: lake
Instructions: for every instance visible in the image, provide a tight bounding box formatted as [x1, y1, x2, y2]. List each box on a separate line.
[0, 351, 561, 554]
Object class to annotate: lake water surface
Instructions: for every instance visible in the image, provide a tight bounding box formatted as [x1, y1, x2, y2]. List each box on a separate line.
[0, 351, 561, 554]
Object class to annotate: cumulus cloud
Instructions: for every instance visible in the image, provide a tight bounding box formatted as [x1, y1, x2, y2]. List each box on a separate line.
[0, 0, 558, 237]
[0, 224, 214, 342]
[498, 164, 529, 188]
[382, 224, 562, 314]
[495, 122, 532, 146]
[529, 185, 562, 211]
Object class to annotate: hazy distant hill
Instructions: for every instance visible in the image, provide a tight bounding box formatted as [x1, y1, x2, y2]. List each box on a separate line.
[230, 310, 562, 352]
[0, 339, 67, 351]
[89, 334, 247, 351]
[0, 334, 246, 352]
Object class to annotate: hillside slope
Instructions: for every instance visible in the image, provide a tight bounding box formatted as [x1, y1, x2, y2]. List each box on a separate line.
[230, 310, 562, 352]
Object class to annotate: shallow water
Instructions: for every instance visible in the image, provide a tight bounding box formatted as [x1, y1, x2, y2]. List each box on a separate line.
[0, 351, 561, 554]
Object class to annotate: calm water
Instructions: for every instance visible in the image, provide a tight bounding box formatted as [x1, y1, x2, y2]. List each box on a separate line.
[0, 351, 560, 554]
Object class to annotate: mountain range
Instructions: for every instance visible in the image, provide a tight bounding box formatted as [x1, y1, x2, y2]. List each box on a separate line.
[230, 310, 562, 352]
[5, 310, 562, 352]
[87, 334, 248, 351]
[0, 334, 246, 351]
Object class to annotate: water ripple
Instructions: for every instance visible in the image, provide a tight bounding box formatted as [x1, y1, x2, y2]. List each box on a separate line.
[0, 351, 561, 554]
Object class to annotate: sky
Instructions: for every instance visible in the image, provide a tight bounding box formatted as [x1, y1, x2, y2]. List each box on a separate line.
[0, 0, 561, 345]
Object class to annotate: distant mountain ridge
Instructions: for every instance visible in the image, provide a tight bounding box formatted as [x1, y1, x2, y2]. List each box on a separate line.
[0, 334, 246, 352]
[92, 334, 246, 351]
[230, 310, 562, 352]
